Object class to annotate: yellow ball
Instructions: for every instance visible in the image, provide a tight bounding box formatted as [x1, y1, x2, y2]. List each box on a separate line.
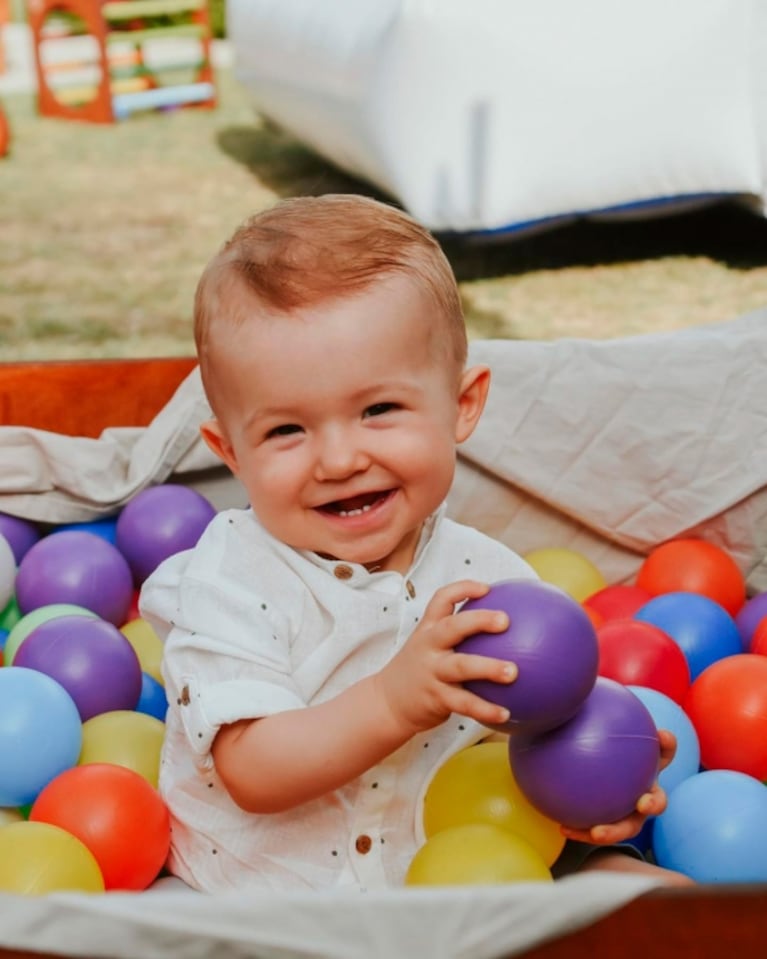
[79, 710, 165, 788]
[423, 743, 565, 866]
[523, 547, 606, 602]
[406, 823, 552, 886]
[0, 821, 105, 895]
[120, 618, 165, 685]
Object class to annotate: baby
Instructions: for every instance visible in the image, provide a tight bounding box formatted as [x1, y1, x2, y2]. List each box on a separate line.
[140, 193, 690, 892]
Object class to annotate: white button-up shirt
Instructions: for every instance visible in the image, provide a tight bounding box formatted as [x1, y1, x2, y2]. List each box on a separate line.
[140, 505, 537, 893]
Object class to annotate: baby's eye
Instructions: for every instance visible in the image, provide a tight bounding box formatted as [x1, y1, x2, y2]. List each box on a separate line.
[363, 402, 397, 418]
[266, 424, 303, 438]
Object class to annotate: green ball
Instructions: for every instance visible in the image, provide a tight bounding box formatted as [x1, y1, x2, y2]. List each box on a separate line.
[0, 595, 21, 632]
[4, 603, 99, 665]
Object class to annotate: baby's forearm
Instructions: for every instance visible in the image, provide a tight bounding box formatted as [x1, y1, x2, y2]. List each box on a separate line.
[211, 675, 413, 813]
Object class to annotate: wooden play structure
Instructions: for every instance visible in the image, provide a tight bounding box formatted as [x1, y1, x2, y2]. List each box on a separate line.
[26, 0, 216, 123]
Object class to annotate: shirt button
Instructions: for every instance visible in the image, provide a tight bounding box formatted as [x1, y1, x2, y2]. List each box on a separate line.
[355, 834, 373, 854]
[334, 564, 354, 580]
[406, 579, 416, 599]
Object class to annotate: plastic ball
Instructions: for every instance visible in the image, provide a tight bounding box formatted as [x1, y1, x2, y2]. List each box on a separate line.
[14, 615, 142, 721]
[3, 602, 98, 666]
[15, 531, 133, 626]
[54, 516, 119, 545]
[0, 594, 22, 632]
[683, 653, 767, 779]
[120, 617, 164, 684]
[457, 579, 599, 733]
[735, 592, 767, 651]
[653, 770, 767, 883]
[0, 821, 105, 894]
[627, 686, 700, 796]
[583, 584, 652, 622]
[522, 547, 606, 602]
[636, 538, 745, 616]
[0, 667, 83, 807]
[508, 678, 659, 829]
[0, 533, 15, 611]
[0, 512, 40, 564]
[405, 823, 552, 886]
[115, 484, 216, 585]
[30, 763, 170, 890]
[596, 619, 691, 705]
[750, 618, 767, 656]
[79, 710, 165, 787]
[634, 591, 741, 681]
[136, 672, 169, 720]
[422, 742, 565, 866]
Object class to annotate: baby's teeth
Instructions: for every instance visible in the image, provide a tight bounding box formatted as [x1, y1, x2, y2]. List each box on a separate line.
[338, 503, 373, 517]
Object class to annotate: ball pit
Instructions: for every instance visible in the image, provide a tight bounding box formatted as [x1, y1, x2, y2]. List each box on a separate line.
[634, 591, 741, 680]
[508, 677, 660, 829]
[683, 653, 767, 779]
[14, 615, 142, 721]
[457, 579, 599, 733]
[30, 763, 171, 890]
[0, 667, 82, 807]
[406, 823, 552, 886]
[522, 547, 606, 602]
[653, 770, 767, 883]
[115, 484, 216, 585]
[636, 538, 746, 616]
[422, 742, 565, 866]
[596, 619, 691, 705]
[15, 530, 133, 626]
[0, 821, 105, 895]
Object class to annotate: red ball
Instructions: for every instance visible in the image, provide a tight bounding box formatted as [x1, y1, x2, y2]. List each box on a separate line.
[583, 584, 652, 622]
[30, 763, 170, 890]
[596, 619, 691, 705]
[636, 539, 745, 616]
[684, 654, 767, 780]
[750, 618, 767, 656]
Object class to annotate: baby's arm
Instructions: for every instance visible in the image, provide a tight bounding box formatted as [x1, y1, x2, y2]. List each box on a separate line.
[212, 579, 515, 813]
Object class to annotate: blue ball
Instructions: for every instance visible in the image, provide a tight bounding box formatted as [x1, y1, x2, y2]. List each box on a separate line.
[136, 671, 168, 721]
[53, 516, 119, 545]
[627, 685, 700, 796]
[634, 591, 741, 680]
[0, 667, 82, 806]
[653, 769, 767, 882]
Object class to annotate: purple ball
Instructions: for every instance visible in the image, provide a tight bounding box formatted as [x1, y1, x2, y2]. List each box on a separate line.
[115, 484, 216, 585]
[508, 678, 660, 829]
[0, 513, 41, 565]
[456, 579, 599, 733]
[14, 615, 142, 721]
[735, 592, 767, 651]
[15, 531, 133, 626]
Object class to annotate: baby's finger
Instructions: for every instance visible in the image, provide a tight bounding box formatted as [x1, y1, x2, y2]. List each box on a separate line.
[447, 687, 512, 729]
[421, 580, 494, 624]
[443, 651, 517, 687]
[657, 729, 677, 772]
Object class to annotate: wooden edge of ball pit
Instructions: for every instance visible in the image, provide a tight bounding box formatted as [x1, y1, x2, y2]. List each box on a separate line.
[0, 357, 198, 437]
[0, 357, 766, 957]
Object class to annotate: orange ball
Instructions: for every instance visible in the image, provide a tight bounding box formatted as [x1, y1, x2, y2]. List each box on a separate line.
[30, 763, 170, 890]
[750, 618, 767, 656]
[684, 654, 767, 779]
[636, 539, 745, 616]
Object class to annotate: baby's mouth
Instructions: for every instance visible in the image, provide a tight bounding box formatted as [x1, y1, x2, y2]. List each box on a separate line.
[319, 490, 392, 517]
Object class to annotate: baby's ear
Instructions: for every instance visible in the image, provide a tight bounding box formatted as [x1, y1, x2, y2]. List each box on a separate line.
[455, 365, 491, 443]
[200, 419, 239, 475]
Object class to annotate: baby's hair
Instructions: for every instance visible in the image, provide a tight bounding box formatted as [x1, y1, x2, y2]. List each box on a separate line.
[194, 194, 467, 390]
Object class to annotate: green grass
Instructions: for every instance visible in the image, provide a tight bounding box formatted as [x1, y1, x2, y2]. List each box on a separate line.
[2, 65, 767, 361]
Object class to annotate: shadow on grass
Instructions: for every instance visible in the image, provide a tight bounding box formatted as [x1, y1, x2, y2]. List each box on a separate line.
[217, 122, 767, 284]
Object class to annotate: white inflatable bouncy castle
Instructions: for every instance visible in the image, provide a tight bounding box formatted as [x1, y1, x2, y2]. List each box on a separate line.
[227, 0, 767, 235]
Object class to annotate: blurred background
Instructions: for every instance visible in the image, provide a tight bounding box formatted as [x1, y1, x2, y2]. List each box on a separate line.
[2, 0, 767, 361]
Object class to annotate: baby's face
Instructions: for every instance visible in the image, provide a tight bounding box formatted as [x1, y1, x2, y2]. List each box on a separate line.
[202, 275, 472, 573]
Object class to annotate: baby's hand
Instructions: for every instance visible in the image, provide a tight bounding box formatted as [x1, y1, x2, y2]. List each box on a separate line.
[373, 580, 517, 737]
[560, 729, 676, 845]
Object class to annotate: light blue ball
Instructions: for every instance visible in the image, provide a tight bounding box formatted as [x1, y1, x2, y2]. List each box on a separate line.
[627, 685, 700, 795]
[653, 769, 767, 882]
[0, 667, 82, 806]
[634, 591, 741, 680]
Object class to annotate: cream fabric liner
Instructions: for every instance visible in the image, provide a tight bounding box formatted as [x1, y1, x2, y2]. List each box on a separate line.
[2, 310, 766, 590]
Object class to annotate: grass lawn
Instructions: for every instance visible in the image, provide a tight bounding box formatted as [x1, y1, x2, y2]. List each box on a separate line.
[2, 65, 767, 360]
